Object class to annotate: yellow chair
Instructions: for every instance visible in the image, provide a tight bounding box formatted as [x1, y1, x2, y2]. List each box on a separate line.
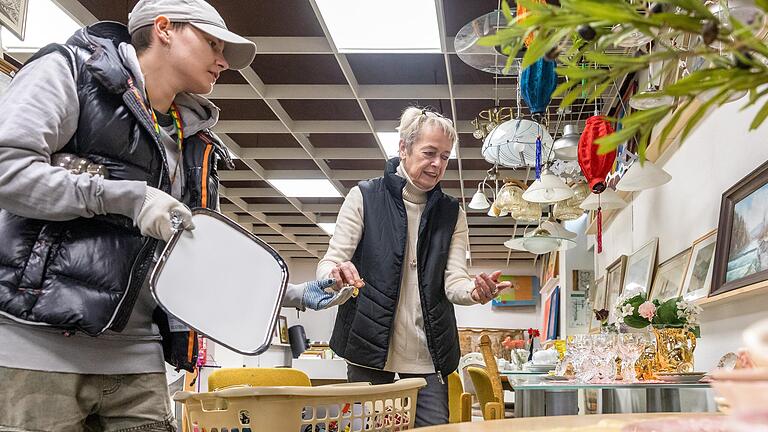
[477, 335, 515, 419]
[207, 367, 311, 391]
[447, 371, 472, 423]
[467, 366, 504, 420]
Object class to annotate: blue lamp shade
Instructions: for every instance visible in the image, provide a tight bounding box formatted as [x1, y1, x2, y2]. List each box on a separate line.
[520, 58, 558, 116]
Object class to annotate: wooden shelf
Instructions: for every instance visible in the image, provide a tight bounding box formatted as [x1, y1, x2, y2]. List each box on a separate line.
[696, 279, 768, 307]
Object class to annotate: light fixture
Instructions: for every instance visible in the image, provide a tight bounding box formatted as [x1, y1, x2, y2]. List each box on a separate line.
[494, 181, 525, 212]
[0, 0, 80, 52]
[552, 200, 583, 221]
[487, 203, 508, 217]
[315, 0, 441, 53]
[522, 169, 575, 203]
[377, 132, 456, 159]
[579, 189, 628, 211]
[471, 106, 514, 140]
[481, 118, 555, 168]
[510, 200, 542, 222]
[616, 159, 672, 191]
[552, 124, 580, 160]
[504, 227, 576, 254]
[629, 47, 674, 111]
[541, 218, 577, 240]
[611, 24, 654, 48]
[468, 182, 492, 210]
[707, 0, 768, 48]
[318, 223, 336, 236]
[267, 179, 342, 198]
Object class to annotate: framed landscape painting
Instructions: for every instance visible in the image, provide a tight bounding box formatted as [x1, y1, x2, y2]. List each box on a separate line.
[712, 161, 768, 296]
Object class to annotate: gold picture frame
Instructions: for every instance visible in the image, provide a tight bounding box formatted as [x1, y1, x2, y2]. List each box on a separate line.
[605, 255, 627, 322]
[681, 230, 718, 301]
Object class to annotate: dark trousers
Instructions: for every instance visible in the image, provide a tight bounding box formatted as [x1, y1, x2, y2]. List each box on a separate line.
[346, 363, 448, 428]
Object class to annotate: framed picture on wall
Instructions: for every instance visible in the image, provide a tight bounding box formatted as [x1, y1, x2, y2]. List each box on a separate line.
[712, 161, 768, 296]
[649, 248, 691, 302]
[590, 275, 607, 310]
[622, 238, 659, 297]
[491, 275, 539, 307]
[681, 230, 717, 301]
[0, 0, 30, 40]
[605, 256, 627, 321]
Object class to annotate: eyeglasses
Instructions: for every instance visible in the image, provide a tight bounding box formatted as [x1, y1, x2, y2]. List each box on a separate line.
[419, 107, 453, 125]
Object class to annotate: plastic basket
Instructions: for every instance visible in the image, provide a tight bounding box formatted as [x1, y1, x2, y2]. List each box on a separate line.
[173, 378, 426, 432]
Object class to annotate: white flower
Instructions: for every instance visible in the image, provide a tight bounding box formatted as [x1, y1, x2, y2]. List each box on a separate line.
[621, 304, 634, 317]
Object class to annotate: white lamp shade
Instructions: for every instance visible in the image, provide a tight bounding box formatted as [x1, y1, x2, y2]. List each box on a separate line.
[487, 203, 509, 217]
[522, 171, 574, 203]
[504, 227, 576, 254]
[541, 219, 577, 240]
[629, 90, 674, 110]
[616, 159, 672, 191]
[469, 191, 491, 209]
[553, 124, 580, 160]
[579, 189, 627, 210]
[481, 118, 554, 168]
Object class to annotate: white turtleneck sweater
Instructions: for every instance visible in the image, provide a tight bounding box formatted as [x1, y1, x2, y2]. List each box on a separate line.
[317, 164, 476, 374]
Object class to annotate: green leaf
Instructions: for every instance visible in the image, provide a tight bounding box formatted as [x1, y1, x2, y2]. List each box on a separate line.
[522, 27, 571, 69]
[750, 99, 768, 130]
[501, 0, 513, 22]
[619, 105, 672, 127]
[595, 126, 640, 153]
[624, 315, 651, 329]
[757, 0, 768, 12]
[559, 85, 586, 109]
[660, 98, 694, 145]
[680, 89, 729, 141]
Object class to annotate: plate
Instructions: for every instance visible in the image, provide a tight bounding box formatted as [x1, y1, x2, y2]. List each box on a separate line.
[655, 372, 706, 383]
[542, 374, 569, 381]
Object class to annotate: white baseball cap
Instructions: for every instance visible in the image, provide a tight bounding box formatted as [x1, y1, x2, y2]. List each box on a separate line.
[128, 0, 257, 70]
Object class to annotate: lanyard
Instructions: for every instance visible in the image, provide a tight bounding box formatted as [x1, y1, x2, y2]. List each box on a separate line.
[129, 79, 185, 186]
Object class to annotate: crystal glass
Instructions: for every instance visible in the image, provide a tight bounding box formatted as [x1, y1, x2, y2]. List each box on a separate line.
[592, 334, 618, 382]
[570, 335, 596, 383]
[618, 333, 649, 382]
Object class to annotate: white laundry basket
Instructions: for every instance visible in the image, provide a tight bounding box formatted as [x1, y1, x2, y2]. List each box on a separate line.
[173, 378, 426, 432]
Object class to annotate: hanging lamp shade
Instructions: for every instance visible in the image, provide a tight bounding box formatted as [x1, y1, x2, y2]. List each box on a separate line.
[577, 116, 617, 193]
[541, 218, 577, 240]
[469, 190, 491, 210]
[616, 159, 672, 191]
[510, 200, 542, 223]
[521, 169, 574, 203]
[579, 189, 627, 210]
[520, 58, 558, 118]
[495, 182, 525, 212]
[481, 119, 554, 168]
[553, 124, 580, 160]
[504, 227, 576, 254]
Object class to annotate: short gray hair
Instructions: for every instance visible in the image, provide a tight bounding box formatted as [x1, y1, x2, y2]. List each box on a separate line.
[396, 106, 458, 154]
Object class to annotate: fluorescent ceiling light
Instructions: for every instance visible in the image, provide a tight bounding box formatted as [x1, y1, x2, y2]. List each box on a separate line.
[318, 223, 336, 236]
[376, 132, 457, 159]
[1, 0, 80, 52]
[267, 179, 342, 198]
[315, 0, 441, 53]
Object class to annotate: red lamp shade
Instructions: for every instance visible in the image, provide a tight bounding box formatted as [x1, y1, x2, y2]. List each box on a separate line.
[578, 116, 617, 193]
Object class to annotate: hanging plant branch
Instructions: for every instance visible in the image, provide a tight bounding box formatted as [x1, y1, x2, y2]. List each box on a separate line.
[480, 0, 768, 157]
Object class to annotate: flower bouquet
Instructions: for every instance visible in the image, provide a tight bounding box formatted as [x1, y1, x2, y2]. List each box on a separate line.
[503, 336, 529, 370]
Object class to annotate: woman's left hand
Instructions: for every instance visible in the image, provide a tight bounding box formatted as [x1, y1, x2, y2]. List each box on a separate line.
[471, 270, 512, 304]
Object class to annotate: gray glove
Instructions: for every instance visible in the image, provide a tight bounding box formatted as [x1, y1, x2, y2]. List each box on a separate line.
[135, 186, 194, 241]
[300, 278, 355, 310]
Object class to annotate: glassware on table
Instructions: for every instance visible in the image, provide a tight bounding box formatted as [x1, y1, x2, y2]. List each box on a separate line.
[592, 333, 618, 382]
[618, 333, 649, 382]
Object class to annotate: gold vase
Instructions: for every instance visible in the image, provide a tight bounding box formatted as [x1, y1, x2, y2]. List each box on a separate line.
[652, 327, 696, 373]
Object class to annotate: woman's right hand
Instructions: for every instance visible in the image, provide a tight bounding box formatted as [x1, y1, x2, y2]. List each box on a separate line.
[331, 261, 361, 291]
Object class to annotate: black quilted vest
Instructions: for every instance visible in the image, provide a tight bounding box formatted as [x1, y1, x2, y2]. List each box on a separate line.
[0, 22, 230, 369]
[330, 158, 461, 378]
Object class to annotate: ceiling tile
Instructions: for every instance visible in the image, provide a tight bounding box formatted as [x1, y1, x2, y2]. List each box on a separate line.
[212, 99, 278, 120]
[367, 99, 453, 121]
[297, 197, 345, 205]
[241, 197, 291, 205]
[252, 55, 347, 84]
[256, 159, 319, 170]
[347, 54, 447, 85]
[443, 0, 499, 36]
[325, 159, 384, 170]
[219, 180, 270, 188]
[281, 99, 364, 121]
[308, 134, 380, 149]
[459, 133, 484, 148]
[228, 133, 302, 148]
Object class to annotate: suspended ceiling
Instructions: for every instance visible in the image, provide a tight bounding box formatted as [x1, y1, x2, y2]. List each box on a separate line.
[34, 0, 622, 264]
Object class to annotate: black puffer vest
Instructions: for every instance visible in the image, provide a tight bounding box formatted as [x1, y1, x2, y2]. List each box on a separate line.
[330, 158, 461, 378]
[0, 22, 231, 370]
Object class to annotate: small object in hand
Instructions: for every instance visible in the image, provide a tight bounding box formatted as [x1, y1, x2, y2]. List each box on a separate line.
[349, 279, 365, 298]
[169, 209, 184, 232]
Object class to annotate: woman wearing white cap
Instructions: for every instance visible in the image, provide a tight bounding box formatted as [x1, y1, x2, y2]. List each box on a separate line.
[0, 1, 339, 430]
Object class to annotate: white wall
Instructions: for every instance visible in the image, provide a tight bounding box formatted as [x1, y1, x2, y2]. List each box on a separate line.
[594, 96, 768, 371]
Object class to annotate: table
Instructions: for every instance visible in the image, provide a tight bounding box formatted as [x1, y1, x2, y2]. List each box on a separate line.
[508, 380, 711, 417]
[419, 412, 722, 431]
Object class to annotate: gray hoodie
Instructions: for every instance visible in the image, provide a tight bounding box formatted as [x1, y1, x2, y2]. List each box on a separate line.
[0, 43, 220, 374]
